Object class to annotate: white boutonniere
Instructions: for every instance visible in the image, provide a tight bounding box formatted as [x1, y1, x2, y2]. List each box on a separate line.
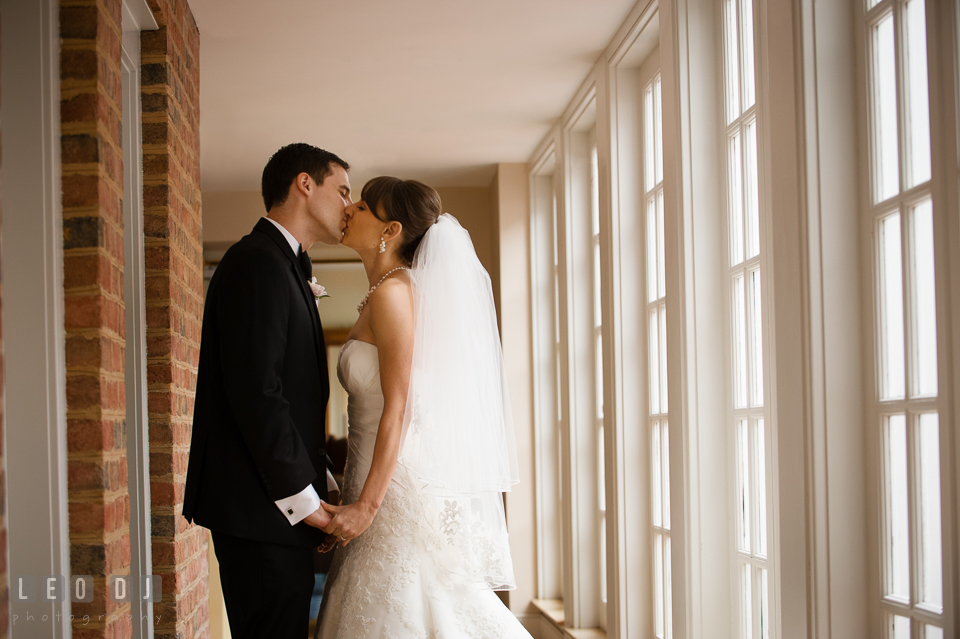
[308, 277, 329, 309]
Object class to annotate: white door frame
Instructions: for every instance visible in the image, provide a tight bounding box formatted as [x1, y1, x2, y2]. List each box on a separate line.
[121, 2, 158, 637]
[1, 0, 71, 635]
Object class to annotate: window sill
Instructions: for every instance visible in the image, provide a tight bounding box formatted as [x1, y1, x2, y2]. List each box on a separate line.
[532, 599, 606, 639]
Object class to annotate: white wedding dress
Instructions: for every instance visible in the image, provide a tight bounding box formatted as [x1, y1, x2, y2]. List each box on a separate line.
[316, 339, 532, 639]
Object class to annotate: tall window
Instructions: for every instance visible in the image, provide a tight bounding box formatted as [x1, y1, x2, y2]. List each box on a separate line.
[591, 143, 608, 624]
[866, 0, 944, 636]
[644, 73, 671, 639]
[723, 0, 770, 637]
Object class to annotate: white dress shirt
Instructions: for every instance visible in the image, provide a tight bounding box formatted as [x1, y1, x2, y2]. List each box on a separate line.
[263, 216, 339, 525]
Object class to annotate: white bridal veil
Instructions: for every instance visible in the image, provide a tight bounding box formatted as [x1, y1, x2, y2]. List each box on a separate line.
[398, 213, 520, 590]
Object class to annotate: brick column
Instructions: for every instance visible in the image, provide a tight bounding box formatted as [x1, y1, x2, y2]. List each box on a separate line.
[59, 1, 132, 638]
[141, 1, 206, 638]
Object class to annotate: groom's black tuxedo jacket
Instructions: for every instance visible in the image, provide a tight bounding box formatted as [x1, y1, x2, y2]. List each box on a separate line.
[184, 218, 329, 547]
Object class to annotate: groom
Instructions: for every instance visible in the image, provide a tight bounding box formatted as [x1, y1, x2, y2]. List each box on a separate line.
[183, 143, 351, 638]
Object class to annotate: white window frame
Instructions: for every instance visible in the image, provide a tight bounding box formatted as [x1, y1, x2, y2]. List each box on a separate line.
[595, 5, 662, 636]
[720, 0, 778, 636]
[530, 144, 564, 603]
[557, 86, 607, 630]
[859, 0, 958, 636]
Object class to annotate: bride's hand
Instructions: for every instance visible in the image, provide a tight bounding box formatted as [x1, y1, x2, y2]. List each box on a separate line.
[320, 500, 377, 545]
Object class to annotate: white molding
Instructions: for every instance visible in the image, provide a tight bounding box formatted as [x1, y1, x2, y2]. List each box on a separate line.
[927, 0, 960, 633]
[605, 0, 660, 68]
[122, 0, 158, 33]
[0, 0, 71, 635]
[121, 6, 156, 634]
[530, 131, 559, 174]
[560, 77, 598, 132]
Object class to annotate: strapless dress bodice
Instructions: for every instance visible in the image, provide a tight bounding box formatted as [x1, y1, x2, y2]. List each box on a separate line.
[336, 339, 383, 487]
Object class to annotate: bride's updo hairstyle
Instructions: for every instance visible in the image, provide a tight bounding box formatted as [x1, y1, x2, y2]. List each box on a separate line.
[361, 176, 441, 263]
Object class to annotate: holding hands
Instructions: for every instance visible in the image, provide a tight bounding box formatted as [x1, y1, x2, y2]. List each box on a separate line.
[318, 500, 377, 550]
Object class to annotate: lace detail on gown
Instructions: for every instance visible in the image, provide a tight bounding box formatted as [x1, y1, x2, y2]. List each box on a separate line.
[316, 340, 530, 639]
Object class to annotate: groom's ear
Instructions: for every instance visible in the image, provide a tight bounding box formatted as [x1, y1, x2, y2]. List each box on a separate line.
[293, 172, 313, 197]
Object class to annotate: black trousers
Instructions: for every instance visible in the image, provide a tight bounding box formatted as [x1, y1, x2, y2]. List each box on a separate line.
[212, 531, 315, 639]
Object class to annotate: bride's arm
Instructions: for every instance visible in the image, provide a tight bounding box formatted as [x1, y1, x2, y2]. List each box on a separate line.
[321, 276, 414, 544]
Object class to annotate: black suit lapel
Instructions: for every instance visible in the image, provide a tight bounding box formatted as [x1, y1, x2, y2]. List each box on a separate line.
[253, 219, 327, 367]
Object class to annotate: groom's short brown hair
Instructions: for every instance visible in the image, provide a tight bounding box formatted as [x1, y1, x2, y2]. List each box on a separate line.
[261, 143, 350, 211]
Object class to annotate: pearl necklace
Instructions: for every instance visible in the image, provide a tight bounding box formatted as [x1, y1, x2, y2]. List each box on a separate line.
[357, 266, 407, 314]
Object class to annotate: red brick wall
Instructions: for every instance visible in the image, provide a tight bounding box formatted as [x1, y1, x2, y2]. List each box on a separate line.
[141, 1, 206, 637]
[60, 0, 204, 636]
[60, 1, 132, 637]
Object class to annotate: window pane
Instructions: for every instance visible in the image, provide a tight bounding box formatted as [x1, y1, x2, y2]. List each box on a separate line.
[740, 562, 753, 639]
[724, 0, 741, 123]
[645, 84, 655, 192]
[596, 331, 604, 419]
[648, 199, 658, 303]
[733, 275, 747, 408]
[911, 200, 937, 396]
[600, 507, 607, 603]
[903, 0, 932, 188]
[737, 419, 751, 553]
[654, 76, 663, 185]
[662, 419, 671, 530]
[872, 13, 900, 202]
[655, 533, 665, 638]
[925, 626, 944, 639]
[759, 568, 769, 639]
[650, 309, 661, 415]
[653, 421, 662, 527]
[657, 191, 666, 299]
[740, 0, 756, 110]
[729, 133, 745, 266]
[918, 413, 942, 610]
[889, 615, 911, 639]
[880, 214, 905, 400]
[744, 120, 760, 259]
[594, 242, 602, 328]
[749, 270, 764, 407]
[755, 418, 767, 557]
[598, 424, 606, 509]
[591, 146, 600, 235]
[884, 414, 910, 600]
[664, 536, 673, 639]
[659, 305, 668, 411]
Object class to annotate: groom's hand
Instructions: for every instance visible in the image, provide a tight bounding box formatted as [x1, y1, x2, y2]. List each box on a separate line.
[302, 502, 334, 530]
[317, 534, 338, 554]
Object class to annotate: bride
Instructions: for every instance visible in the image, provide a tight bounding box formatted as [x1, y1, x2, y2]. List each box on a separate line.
[315, 177, 532, 638]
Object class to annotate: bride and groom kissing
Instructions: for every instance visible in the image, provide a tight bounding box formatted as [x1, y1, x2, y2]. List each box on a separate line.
[183, 143, 531, 638]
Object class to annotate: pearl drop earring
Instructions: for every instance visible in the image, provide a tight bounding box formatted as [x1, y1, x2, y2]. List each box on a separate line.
[379, 237, 386, 254]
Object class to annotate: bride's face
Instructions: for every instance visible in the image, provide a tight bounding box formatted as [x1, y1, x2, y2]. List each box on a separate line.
[341, 200, 385, 252]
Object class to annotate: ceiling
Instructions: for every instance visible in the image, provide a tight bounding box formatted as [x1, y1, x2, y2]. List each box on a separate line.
[189, 0, 638, 193]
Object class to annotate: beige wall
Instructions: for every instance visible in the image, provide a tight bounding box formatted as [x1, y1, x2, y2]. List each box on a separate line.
[492, 163, 537, 620]
[434, 185, 498, 312]
[202, 185, 497, 330]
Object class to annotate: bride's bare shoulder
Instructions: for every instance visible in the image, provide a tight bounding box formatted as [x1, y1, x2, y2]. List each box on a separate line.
[368, 272, 414, 317]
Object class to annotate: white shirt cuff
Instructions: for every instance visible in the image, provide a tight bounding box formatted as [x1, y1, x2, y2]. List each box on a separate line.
[275, 484, 322, 526]
[326, 469, 339, 495]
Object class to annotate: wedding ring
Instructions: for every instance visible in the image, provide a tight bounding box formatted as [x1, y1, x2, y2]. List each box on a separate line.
[339, 534, 345, 541]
